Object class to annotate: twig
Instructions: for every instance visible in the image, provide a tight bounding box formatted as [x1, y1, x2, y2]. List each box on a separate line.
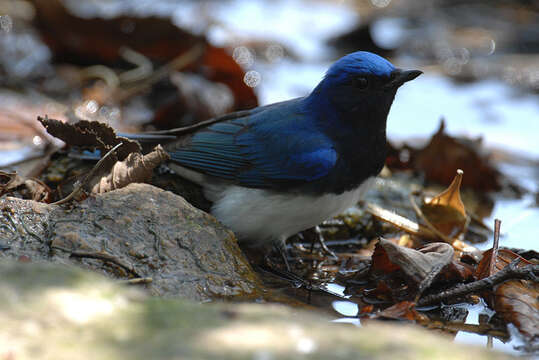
[122, 277, 153, 285]
[313, 225, 338, 259]
[114, 43, 205, 103]
[51, 142, 123, 205]
[80, 65, 120, 88]
[52, 245, 140, 277]
[418, 258, 538, 306]
[118, 47, 153, 83]
[424, 321, 508, 340]
[489, 219, 501, 275]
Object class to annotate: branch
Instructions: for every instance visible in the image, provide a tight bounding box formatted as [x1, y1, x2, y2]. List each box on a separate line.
[418, 258, 539, 306]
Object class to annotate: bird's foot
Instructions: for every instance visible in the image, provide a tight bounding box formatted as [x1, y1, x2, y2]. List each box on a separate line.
[313, 225, 338, 260]
[272, 240, 291, 272]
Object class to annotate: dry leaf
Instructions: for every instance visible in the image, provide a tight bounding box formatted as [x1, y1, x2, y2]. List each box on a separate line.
[421, 169, 468, 238]
[37, 116, 141, 160]
[414, 119, 502, 191]
[476, 248, 539, 344]
[0, 171, 52, 202]
[371, 301, 428, 322]
[372, 239, 454, 284]
[91, 145, 169, 194]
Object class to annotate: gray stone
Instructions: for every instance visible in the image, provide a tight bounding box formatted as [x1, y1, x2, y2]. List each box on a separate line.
[0, 261, 515, 360]
[0, 183, 262, 300]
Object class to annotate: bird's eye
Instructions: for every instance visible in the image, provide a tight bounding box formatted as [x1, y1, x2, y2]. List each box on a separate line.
[354, 77, 369, 89]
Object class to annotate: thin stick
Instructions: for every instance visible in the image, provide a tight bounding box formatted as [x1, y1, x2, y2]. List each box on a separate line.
[51, 142, 123, 205]
[114, 43, 205, 103]
[489, 219, 502, 275]
[418, 258, 538, 306]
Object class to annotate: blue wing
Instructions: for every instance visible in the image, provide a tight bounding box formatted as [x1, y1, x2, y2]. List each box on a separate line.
[168, 98, 337, 189]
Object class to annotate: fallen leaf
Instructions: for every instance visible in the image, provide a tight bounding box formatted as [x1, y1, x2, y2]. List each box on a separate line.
[476, 248, 539, 345]
[39, 118, 170, 199]
[0, 171, 52, 202]
[371, 301, 428, 322]
[38, 116, 141, 160]
[413, 119, 502, 191]
[421, 169, 468, 238]
[371, 239, 454, 284]
[90, 145, 169, 194]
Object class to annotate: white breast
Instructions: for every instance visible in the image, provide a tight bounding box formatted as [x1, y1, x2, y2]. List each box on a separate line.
[169, 163, 374, 244]
[210, 178, 374, 244]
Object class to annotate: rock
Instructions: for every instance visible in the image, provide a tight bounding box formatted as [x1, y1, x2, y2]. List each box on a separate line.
[0, 261, 515, 360]
[0, 183, 262, 301]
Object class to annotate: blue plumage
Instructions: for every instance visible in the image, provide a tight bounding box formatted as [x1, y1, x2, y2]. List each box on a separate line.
[170, 98, 337, 188]
[141, 51, 421, 247]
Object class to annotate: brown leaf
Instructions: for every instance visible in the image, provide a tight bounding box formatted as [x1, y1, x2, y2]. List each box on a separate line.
[493, 278, 539, 343]
[0, 171, 52, 202]
[90, 145, 169, 194]
[439, 261, 475, 283]
[475, 249, 532, 280]
[372, 239, 454, 284]
[37, 116, 141, 160]
[371, 240, 402, 274]
[421, 169, 467, 238]
[476, 249, 539, 344]
[372, 301, 428, 322]
[413, 119, 502, 191]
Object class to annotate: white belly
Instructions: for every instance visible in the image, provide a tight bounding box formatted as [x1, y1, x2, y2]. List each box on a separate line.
[210, 179, 374, 244]
[168, 163, 373, 244]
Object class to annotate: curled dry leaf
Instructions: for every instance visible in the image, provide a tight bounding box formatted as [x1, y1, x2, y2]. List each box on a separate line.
[39, 117, 170, 198]
[0, 171, 52, 202]
[37, 116, 141, 160]
[476, 248, 539, 344]
[371, 239, 454, 284]
[91, 145, 170, 194]
[420, 169, 468, 238]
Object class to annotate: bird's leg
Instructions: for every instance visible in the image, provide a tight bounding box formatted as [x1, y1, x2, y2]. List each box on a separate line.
[273, 237, 291, 271]
[314, 225, 338, 259]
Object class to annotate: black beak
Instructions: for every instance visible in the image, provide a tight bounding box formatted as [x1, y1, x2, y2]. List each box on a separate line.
[386, 69, 422, 89]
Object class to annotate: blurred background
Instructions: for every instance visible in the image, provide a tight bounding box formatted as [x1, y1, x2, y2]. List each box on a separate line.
[0, 0, 538, 354]
[0, 0, 538, 158]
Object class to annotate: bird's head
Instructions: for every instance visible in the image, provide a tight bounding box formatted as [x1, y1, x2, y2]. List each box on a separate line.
[307, 51, 422, 121]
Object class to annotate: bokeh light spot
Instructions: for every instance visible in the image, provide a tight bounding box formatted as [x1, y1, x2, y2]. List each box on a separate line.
[370, 0, 391, 8]
[265, 44, 284, 63]
[243, 70, 261, 88]
[233, 46, 254, 67]
[0, 15, 13, 32]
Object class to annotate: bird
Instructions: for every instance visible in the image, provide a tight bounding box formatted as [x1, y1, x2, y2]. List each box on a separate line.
[130, 51, 421, 260]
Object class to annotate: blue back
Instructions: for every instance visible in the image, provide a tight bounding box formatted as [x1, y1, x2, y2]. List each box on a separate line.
[168, 51, 400, 193]
[169, 98, 338, 189]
